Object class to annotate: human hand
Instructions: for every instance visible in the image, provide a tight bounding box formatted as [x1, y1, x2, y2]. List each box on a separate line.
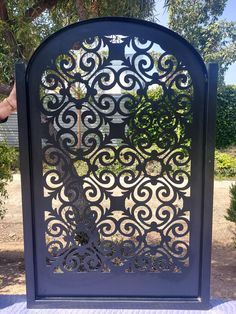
[0, 83, 17, 121]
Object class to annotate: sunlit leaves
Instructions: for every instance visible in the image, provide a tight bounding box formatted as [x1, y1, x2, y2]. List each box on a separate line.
[168, 0, 236, 85]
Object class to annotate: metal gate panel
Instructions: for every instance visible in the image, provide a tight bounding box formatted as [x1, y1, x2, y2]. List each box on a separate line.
[16, 17, 218, 309]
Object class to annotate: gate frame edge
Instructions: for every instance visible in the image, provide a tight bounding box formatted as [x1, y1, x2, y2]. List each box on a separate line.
[15, 56, 218, 312]
[16, 63, 36, 307]
[200, 63, 218, 304]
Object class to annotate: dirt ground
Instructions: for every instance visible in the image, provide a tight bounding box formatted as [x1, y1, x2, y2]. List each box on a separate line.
[0, 174, 236, 298]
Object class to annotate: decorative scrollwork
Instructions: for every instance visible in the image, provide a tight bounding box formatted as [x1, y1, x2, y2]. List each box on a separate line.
[41, 34, 193, 274]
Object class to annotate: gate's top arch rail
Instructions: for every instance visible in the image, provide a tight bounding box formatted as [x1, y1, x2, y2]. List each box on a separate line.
[26, 17, 207, 77]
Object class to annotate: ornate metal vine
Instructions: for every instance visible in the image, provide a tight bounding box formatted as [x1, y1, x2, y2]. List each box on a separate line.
[40, 34, 193, 273]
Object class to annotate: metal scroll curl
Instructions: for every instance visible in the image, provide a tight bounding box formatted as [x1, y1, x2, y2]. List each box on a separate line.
[40, 34, 193, 273]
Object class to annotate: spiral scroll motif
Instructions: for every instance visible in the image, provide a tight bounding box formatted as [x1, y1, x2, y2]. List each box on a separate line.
[41, 35, 193, 273]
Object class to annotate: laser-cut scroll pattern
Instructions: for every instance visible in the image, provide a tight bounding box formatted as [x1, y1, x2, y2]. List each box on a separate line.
[40, 34, 193, 273]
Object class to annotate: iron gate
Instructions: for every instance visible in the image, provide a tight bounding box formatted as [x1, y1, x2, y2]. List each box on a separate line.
[16, 17, 218, 309]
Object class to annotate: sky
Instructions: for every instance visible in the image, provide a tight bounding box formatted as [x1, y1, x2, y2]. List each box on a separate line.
[155, 0, 236, 85]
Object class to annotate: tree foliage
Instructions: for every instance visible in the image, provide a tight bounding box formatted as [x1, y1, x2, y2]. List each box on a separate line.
[0, 0, 156, 96]
[127, 87, 192, 149]
[167, 0, 236, 85]
[226, 183, 236, 223]
[216, 85, 236, 148]
[215, 150, 236, 178]
[225, 183, 236, 246]
[0, 141, 17, 219]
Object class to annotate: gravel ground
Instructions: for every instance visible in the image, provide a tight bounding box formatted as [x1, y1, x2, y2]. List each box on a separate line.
[0, 174, 236, 298]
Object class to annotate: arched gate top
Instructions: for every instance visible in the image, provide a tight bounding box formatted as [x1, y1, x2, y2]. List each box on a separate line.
[26, 17, 207, 77]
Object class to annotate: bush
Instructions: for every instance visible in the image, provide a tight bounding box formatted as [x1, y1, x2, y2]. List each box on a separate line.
[126, 85, 236, 150]
[216, 85, 236, 149]
[127, 87, 192, 148]
[214, 150, 236, 179]
[225, 183, 236, 246]
[0, 141, 18, 219]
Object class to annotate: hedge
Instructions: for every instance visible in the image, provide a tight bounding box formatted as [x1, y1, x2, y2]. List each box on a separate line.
[128, 84, 236, 150]
[216, 85, 236, 149]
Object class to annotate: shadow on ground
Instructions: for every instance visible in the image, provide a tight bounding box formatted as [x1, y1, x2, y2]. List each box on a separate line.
[211, 241, 236, 299]
[0, 242, 236, 299]
[0, 250, 25, 294]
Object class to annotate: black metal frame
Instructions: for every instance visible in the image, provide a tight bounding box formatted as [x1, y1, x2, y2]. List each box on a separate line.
[16, 17, 218, 310]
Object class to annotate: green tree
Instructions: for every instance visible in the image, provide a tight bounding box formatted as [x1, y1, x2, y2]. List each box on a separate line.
[216, 85, 236, 148]
[0, 0, 156, 96]
[0, 142, 17, 219]
[0, 0, 156, 221]
[167, 0, 236, 86]
[225, 183, 236, 246]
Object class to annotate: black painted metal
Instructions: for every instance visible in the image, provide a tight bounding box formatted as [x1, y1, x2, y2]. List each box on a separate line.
[16, 17, 218, 309]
